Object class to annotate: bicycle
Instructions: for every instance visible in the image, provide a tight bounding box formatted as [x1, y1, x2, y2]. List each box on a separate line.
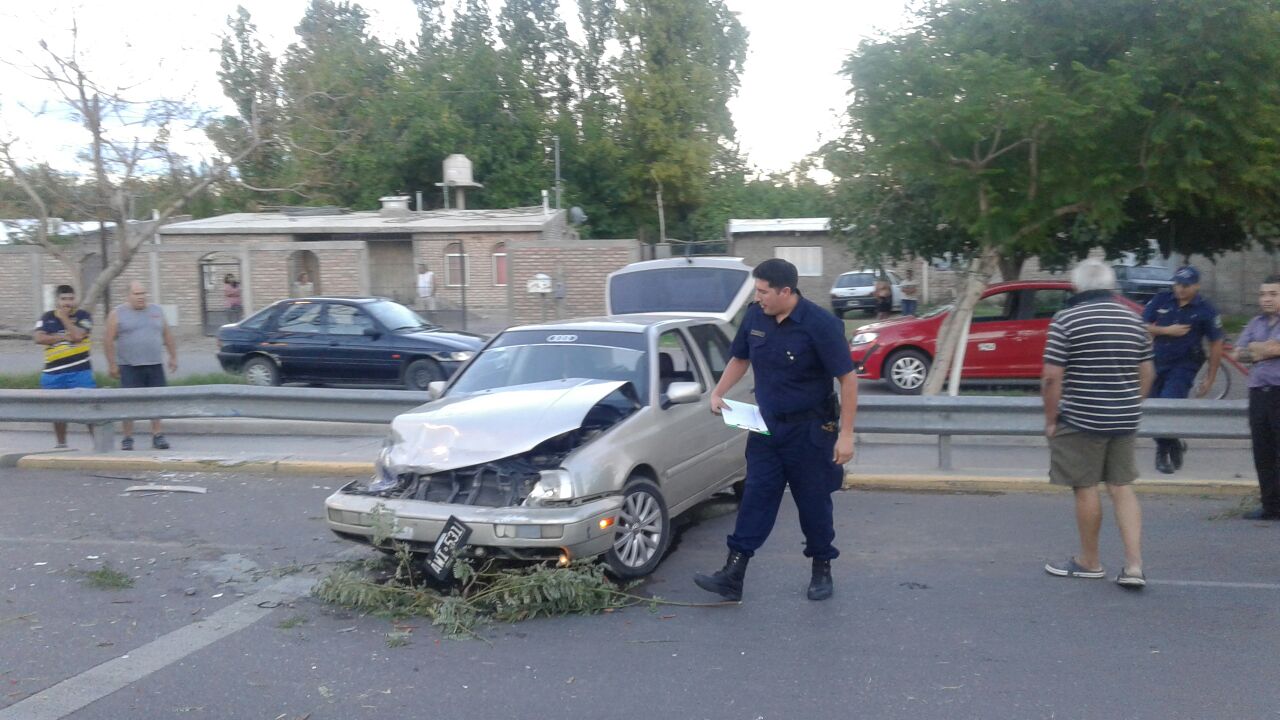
[1192, 341, 1249, 400]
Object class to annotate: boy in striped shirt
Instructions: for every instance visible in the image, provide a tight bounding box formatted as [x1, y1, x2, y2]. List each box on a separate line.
[1040, 260, 1154, 589]
[34, 284, 96, 448]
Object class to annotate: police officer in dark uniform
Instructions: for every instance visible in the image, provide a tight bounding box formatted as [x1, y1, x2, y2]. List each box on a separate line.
[694, 259, 858, 602]
[1142, 265, 1224, 473]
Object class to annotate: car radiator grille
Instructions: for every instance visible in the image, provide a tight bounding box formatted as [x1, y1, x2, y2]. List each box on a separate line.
[406, 463, 543, 508]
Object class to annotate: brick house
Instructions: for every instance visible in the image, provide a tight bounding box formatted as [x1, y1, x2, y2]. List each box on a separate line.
[0, 201, 641, 336]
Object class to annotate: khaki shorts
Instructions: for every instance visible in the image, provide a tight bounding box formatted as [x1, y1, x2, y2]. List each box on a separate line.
[1048, 426, 1138, 488]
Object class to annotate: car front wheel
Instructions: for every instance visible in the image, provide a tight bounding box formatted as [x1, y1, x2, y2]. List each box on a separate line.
[242, 356, 280, 386]
[403, 358, 444, 391]
[884, 349, 930, 394]
[605, 478, 670, 579]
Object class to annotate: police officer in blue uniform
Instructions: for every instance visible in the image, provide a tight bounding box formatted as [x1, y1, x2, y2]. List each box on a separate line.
[694, 259, 858, 602]
[1142, 266, 1224, 473]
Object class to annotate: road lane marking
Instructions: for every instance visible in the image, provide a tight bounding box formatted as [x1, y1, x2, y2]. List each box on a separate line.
[1148, 579, 1280, 590]
[0, 574, 319, 720]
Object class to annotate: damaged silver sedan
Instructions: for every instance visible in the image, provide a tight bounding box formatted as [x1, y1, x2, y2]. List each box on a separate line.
[324, 257, 755, 577]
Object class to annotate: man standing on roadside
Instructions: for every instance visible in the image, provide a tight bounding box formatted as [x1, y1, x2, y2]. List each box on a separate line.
[1142, 266, 1224, 473]
[693, 258, 858, 602]
[104, 282, 178, 451]
[33, 284, 95, 448]
[1042, 259, 1153, 589]
[417, 263, 437, 318]
[1232, 275, 1280, 521]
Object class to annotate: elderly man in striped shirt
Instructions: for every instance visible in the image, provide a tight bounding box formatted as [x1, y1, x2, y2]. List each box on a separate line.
[1040, 259, 1155, 589]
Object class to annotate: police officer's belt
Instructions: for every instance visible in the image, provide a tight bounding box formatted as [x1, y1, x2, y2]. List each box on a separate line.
[773, 407, 829, 423]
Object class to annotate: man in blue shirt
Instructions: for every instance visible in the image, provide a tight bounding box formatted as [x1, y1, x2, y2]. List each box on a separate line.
[1141, 266, 1224, 473]
[694, 259, 858, 602]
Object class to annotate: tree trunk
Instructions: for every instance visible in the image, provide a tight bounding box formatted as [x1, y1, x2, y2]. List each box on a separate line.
[998, 253, 1026, 282]
[922, 245, 1001, 395]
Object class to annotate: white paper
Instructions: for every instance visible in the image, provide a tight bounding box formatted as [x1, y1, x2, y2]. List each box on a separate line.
[720, 399, 770, 435]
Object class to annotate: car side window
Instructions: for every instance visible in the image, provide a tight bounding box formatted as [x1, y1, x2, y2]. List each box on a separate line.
[688, 324, 731, 383]
[971, 292, 1014, 323]
[1029, 289, 1071, 319]
[657, 330, 706, 393]
[276, 303, 325, 333]
[325, 304, 375, 336]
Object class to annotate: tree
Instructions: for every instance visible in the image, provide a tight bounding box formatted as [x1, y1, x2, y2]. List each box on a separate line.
[614, 0, 748, 241]
[829, 0, 1280, 394]
[275, 0, 398, 207]
[0, 22, 271, 314]
[205, 6, 287, 208]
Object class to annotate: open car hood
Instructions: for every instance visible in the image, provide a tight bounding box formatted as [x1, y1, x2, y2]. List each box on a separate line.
[385, 379, 628, 473]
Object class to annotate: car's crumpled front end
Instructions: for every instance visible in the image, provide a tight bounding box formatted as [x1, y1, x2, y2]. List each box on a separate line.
[324, 379, 640, 561]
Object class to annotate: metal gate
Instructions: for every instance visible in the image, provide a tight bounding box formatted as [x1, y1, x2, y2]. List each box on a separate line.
[199, 253, 243, 336]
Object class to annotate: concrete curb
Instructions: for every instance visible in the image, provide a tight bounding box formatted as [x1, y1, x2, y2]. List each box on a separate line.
[15, 454, 373, 477]
[844, 472, 1256, 496]
[9, 453, 1258, 497]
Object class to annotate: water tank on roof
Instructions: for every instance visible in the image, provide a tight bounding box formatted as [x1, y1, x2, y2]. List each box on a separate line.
[442, 154, 479, 186]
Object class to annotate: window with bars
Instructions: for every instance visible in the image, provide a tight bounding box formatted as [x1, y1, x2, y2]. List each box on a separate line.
[492, 243, 508, 286]
[445, 242, 470, 287]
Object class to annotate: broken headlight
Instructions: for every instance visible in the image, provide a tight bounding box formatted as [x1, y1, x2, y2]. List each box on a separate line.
[524, 469, 574, 506]
[361, 441, 405, 493]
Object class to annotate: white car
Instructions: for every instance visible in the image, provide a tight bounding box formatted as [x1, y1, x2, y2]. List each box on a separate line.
[324, 257, 756, 578]
[830, 269, 902, 318]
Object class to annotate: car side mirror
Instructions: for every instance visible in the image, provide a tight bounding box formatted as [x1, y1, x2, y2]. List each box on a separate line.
[362, 327, 381, 339]
[664, 381, 702, 406]
[427, 381, 446, 400]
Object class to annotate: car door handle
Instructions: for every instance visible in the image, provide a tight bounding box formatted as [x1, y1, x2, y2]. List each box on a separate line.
[977, 343, 997, 351]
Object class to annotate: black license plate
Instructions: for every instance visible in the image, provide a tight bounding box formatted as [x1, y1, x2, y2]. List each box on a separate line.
[425, 516, 472, 581]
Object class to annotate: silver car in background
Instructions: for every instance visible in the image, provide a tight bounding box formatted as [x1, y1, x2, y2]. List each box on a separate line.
[325, 257, 755, 577]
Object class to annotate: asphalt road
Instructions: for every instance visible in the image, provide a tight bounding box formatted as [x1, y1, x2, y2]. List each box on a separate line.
[0, 468, 1276, 719]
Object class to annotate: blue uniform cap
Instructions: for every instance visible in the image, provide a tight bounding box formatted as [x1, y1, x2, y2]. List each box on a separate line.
[1172, 266, 1200, 285]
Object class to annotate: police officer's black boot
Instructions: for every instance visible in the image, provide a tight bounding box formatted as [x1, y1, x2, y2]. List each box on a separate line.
[1155, 441, 1174, 475]
[807, 558, 833, 601]
[693, 550, 749, 601]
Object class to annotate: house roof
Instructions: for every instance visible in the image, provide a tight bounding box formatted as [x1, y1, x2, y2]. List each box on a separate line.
[159, 206, 561, 236]
[727, 218, 830, 235]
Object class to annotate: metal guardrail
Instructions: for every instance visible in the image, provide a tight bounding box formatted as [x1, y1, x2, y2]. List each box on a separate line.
[0, 386, 1249, 461]
[0, 386, 422, 453]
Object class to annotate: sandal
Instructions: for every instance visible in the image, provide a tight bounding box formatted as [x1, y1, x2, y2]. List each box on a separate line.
[1044, 557, 1105, 579]
[1116, 569, 1147, 589]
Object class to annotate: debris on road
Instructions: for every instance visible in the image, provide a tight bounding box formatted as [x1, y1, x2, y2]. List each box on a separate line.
[124, 484, 208, 494]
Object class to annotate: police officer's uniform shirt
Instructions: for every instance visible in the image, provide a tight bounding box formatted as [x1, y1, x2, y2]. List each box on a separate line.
[1141, 290, 1224, 368]
[730, 294, 854, 423]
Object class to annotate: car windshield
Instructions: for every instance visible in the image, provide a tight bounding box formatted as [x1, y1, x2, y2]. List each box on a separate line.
[1128, 267, 1172, 281]
[449, 329, 649, 401]
[835, 273, 876, 288]
[365, 301, 438, 332]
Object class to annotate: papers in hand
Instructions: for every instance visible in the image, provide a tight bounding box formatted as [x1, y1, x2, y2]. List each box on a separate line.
[720, 399, 770, 435]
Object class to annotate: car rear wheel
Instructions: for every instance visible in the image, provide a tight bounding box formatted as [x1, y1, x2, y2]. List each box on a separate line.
[605, 478, 670, 579]
[884, 349, 930, 394]
[403, 358, 444, 391]
[242, 356, 280, 386]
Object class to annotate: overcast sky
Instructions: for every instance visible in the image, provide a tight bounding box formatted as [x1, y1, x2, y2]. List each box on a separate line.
[0, 0, 911, 178]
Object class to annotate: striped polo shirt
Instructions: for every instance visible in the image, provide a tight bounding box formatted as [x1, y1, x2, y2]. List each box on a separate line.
[1044, 290, 1153, 434]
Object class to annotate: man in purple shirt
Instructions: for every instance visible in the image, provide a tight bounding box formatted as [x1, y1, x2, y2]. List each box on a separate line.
[1234, 275, 1280, 520]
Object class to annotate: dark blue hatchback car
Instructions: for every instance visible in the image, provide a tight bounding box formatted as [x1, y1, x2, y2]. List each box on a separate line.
[216, 297, 486, 390]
